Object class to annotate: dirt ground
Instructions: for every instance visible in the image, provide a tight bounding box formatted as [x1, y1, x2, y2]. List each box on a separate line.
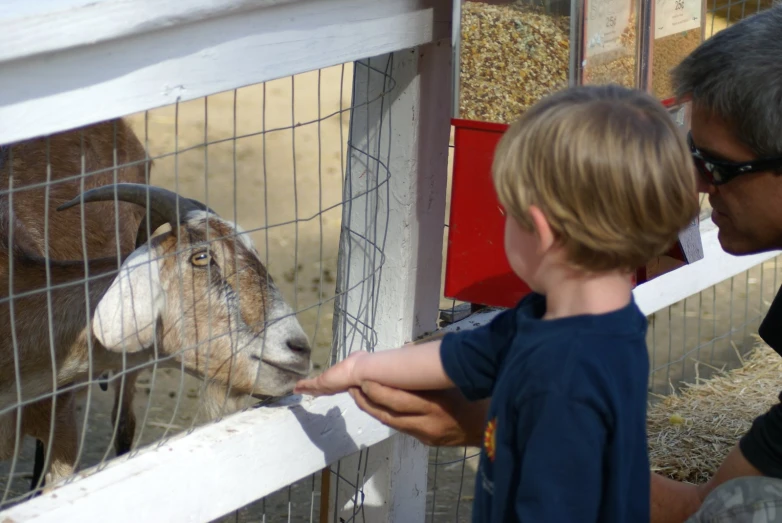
[1, 13, 780, 519]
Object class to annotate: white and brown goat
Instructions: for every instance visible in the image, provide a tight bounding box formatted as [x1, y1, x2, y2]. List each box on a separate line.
[0, 183, 312, 491]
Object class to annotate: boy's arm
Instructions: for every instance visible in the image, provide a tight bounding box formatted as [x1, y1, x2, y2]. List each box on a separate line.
[353, 340, 454, 390]
[297, 303, 522, 399]
[514, 392, 608, 522]
[294, 340, 453, 397]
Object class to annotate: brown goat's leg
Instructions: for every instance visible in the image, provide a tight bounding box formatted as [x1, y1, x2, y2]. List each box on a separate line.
[30, 440, 45, 491]
[111, 370, 138, 456]
[27, 402, 55, 494]
[25, 391, 78, 494]
[30, 369, 137, 495]
[44, 393, 78, 494]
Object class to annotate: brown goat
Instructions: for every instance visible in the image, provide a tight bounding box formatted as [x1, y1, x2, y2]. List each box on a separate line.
[0, 183, 312, 493]
[0, 119, 148, 491]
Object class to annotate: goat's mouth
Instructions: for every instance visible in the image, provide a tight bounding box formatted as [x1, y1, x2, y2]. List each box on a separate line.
[253, 356, 310, 378]
[250, 393, 280, 403]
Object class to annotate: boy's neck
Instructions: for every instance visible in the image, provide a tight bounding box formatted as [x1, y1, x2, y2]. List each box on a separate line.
[538, 267, 634, 320]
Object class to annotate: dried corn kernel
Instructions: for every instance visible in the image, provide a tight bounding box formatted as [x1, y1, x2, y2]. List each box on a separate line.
[458, 2, 570, 124]
[459, 1, 639, 124]
[652, 30, 702, 100]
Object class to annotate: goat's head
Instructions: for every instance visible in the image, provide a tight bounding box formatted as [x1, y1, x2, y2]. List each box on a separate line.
[58, 184, 312, 398]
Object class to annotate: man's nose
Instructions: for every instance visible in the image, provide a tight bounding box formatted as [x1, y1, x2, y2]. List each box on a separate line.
[696, 173, 711, 194]
[693, 166, 715, 195]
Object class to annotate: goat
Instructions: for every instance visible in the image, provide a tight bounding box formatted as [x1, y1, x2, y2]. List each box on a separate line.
[0, 119, 149, 491]
[0, 182, 313, 492]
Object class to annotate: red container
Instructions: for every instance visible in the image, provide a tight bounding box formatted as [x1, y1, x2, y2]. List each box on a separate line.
[445, 118, 528, 309]
[445, 118, 695, 308]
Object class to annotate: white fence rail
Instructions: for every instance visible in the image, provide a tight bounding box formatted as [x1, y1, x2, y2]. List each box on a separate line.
[0, 0, 779, 522]
[0, 0, 451, 146]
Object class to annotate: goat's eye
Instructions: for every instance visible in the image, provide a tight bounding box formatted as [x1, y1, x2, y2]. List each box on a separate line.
[190, 250, 213, 267]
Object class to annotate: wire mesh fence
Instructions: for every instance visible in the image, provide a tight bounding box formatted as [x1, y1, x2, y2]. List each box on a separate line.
[0, 46, 430, 522]
[647, 257, 781, 394]
[705, 0, 775, 35]
[0, 57, 381, 521]
[209, 54, 400, 523]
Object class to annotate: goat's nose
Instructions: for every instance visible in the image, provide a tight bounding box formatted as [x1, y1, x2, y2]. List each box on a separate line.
[287, 337, 311, 354]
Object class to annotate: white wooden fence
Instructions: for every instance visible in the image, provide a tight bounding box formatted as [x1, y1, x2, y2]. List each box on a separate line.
[0, 0, 778, 522]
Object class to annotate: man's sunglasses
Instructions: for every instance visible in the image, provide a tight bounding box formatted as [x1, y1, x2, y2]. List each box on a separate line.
[687, 131, 782, 185]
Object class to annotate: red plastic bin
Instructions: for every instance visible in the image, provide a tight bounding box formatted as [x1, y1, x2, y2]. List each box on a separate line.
[445, 118, 528, 309]
[444, 117, 696, 309]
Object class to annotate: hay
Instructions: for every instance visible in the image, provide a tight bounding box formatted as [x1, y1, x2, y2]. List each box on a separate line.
[647, 336, 782, 484]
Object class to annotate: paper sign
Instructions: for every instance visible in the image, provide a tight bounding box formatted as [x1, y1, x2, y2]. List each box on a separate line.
[668, 104, 687, 127]
[677, 217, 704, 263]
[585, 0, 633, 58]
[655, 0, 702, 39]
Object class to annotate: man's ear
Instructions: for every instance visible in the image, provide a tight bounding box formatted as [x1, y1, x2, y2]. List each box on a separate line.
[528, 205, 555, 253]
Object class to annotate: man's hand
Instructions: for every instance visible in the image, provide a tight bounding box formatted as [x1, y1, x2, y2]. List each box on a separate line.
[650, 444, 765, 523]
[347, 381, 489, 447]
[651, 473, 704, 523]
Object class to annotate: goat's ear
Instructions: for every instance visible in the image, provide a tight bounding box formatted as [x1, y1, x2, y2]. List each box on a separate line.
[93, 247, 165, 353]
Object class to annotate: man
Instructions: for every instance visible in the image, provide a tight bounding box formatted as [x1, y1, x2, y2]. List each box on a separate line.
[345, 4, 782, 521]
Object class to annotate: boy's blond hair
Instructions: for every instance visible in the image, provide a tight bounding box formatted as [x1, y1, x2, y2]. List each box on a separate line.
[492, 84, 699, 273]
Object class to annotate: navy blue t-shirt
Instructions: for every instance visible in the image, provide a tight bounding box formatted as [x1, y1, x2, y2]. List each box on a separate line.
[440, 292, 650, 523]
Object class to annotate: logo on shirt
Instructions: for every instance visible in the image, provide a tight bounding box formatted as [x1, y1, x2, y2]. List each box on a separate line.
[483, 417, 497, 462]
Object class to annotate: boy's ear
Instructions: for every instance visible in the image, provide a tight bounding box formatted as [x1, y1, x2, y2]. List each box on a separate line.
[528, 205, 555, 252]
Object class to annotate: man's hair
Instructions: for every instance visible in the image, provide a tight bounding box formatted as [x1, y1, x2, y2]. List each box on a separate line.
[492, 84, 699, 273]
[671, 2, 782, 157]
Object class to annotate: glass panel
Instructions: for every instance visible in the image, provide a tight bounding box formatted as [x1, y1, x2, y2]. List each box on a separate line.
[456, 0, 573, 124]
[651, 0, 705, 101]
[706, 0, 773, 38]
[581, 0, 640, 88]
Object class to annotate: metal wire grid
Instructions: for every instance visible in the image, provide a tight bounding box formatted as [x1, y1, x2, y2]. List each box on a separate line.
[704, 0, 774, 37]
[208, 55, 397, 522]
[330, 56, 396, 367]
[0, 57, 398, 523]
[647, 257, 782, 397]
[424, 259, 782, 523]
[320, 54, 398, 523]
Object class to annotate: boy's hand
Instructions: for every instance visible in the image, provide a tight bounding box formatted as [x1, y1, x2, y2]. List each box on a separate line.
[294, 350, 369, 397]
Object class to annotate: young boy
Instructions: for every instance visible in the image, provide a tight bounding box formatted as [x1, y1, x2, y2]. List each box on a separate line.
[294, 84, 699, 522]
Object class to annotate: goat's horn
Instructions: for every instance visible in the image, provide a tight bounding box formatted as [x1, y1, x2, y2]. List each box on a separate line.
[57, 183, 217, 247]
